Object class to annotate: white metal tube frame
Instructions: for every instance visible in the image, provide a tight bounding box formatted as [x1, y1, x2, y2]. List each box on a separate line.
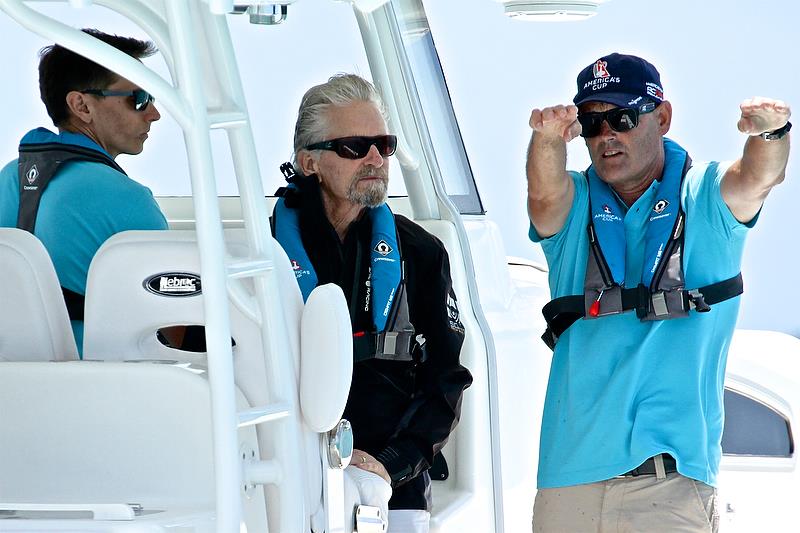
[202, 10, 309, 532]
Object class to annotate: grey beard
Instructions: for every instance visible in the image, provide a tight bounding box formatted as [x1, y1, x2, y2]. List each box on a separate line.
[347, 177, 388, 208]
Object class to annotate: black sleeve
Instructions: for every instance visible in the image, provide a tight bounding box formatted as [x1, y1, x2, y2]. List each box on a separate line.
[375, 234, 472, 487]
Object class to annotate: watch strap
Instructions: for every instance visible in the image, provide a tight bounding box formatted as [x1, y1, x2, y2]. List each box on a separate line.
[760, 120, 792, 141]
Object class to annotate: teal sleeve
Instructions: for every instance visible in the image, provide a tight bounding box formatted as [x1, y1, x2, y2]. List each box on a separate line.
[684, 161, 755, 240]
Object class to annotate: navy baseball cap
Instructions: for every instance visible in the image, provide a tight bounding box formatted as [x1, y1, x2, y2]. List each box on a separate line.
[573, 53, 664, 108]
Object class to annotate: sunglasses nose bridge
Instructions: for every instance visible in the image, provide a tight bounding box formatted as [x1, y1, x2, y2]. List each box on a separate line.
[598, 116, 618, 136]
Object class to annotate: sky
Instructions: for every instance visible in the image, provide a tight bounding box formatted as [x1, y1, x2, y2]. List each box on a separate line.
[0, 0, 797, 336]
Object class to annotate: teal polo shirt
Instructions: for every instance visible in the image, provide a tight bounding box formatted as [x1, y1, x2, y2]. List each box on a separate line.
[0, 130, 168, 353]
[530, 159, 752, 489]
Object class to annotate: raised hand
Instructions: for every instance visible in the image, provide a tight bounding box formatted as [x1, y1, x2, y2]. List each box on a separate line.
[737, 97, 791, 136]
[529, 104, 582, 142]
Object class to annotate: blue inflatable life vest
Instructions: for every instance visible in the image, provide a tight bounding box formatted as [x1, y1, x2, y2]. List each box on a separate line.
[541, 139, 743, 349]
[273, 167, 419, 363]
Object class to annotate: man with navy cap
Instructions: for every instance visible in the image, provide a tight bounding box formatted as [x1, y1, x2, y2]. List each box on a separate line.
[525, 53, 791, 532]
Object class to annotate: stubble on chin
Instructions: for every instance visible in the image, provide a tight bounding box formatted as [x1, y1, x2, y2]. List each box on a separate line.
[348, 168, 389, 208]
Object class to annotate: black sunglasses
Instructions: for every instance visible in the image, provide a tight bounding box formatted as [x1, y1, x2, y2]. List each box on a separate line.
[305, 135, 398, 159]
[578, 102, 658, 138]
[81, 88, 155, 112]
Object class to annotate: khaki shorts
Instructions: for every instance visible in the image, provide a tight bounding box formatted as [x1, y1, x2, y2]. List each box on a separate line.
[532, 473, 718, 533]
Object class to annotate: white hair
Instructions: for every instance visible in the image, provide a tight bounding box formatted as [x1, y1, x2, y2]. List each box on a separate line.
[292, 73, 388, 172]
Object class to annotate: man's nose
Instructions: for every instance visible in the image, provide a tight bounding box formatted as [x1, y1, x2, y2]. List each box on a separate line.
[363, 143, 385, 166]
[146, 103, 161, 122]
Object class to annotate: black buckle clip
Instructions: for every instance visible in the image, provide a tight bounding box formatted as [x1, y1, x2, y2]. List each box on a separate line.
[688, 289, 711, 312]
[635, 284, 650, 319]
[542, 329, 557, 351]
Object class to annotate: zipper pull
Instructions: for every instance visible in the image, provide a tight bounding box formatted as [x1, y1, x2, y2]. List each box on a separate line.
[589, 289, 605, 317]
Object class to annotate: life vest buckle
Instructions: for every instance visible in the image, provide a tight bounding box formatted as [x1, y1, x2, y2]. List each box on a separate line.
[383, 331, 399, 356]
[687, 289, 711, 312]
[634, 284, 650, 319]
[650, 291, 670, 317]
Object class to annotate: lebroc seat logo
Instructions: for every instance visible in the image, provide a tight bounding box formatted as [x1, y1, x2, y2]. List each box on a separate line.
[143, 272, 202, 297]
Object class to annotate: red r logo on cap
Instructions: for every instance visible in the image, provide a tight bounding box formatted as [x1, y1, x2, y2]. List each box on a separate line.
[593, 60, 610, 78]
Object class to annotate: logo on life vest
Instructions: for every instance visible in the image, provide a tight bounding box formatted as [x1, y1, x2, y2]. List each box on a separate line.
[143, 272, 202, 297]
[446, 294, 464, 333]
[595, 203, 622, 223]
[593, 60, 610, 78]
[289, 259, 312, 280]
[653, 199, 669, 214]
[26, 164, 39, 185]
[374, 240, 393, 256]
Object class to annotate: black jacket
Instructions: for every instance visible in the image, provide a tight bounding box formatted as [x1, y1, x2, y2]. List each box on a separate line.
[276, 176, 472, 510]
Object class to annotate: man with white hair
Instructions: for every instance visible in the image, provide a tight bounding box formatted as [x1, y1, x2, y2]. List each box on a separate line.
[273, 73, 472, 532]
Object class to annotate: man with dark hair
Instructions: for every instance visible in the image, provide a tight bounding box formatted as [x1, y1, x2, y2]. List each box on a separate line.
[273, 73, 472, 533]
[0, 28, 167, 354]
[526, 53, 790, 532]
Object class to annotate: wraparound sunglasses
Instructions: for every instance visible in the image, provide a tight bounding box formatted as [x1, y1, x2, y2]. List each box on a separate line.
[305, 135, 398, 159]
[578, 102, 658, 138]
[81, 88, 155, 112]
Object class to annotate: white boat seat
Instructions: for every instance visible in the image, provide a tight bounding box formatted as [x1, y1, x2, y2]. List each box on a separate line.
[81, 229, 358, 530]
[0, 360, 266, 530]
[0, 362, 218, 505]
[0, 228, 78, 361]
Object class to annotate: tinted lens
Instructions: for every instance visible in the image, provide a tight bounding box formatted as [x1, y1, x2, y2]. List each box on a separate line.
[577, 114, 604, 138]
[606, 108, 638, 132]
[132, 90, 154, 111]
[335, 135, 397, 159]
[578, 108, 639, 138]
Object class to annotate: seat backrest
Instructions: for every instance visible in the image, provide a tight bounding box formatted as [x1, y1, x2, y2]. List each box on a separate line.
[0, 228, 78, 361]
[82, 229, 315, 531]
[82, 229, 303, 404]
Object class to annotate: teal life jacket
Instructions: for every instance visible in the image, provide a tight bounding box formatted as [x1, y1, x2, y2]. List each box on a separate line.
[16, 128, 125, 320]
[273, 165, 419, 363]
[541, 139, 743, 350]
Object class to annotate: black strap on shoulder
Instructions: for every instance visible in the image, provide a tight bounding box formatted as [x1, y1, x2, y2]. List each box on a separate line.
[17, 142, 122, 320]
[541, 273, 744, 350]
[17, 143, 123, 233]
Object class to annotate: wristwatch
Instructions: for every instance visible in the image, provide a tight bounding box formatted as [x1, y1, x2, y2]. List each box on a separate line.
[760, 121, 792, 141]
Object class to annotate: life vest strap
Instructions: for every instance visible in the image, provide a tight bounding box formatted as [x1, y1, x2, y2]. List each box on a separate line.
[541, 273, 743, 350]
[353, 329, 424, 363]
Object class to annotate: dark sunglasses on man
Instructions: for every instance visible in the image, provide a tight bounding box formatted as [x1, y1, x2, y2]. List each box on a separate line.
[80, 88, 155, 112]
[305, 135, 398, 160]
[578, 101, 658, 138]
